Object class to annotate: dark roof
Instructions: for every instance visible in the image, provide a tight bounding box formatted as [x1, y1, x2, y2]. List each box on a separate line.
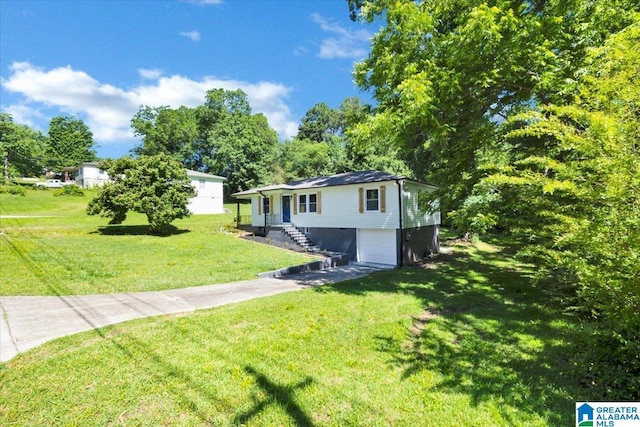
[232, 170, 407, 197]
[289, 170, 403, 188]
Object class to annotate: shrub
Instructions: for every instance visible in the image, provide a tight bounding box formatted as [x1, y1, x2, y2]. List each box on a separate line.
[54, 185, 85, 197]
[0, 184, 26, 196]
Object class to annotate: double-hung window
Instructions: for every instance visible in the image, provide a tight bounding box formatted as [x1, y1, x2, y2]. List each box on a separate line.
[298, 193, 318, 213]
[366, 189, 379, 211]
[308, 194, 317, 213]
[263, 197, 270, 214]
[299, 195, 307, 213]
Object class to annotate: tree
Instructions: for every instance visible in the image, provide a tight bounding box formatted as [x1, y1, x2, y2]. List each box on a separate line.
[348, 0, 639, 227]
[467, 22, 640, 397]
[87, 154, 195, 233]
[297, 102, 343, 143]
[197, 89, 279, 195]
[131, 89, 279, 195]
[47, 116, 97, 171]
[0, 113, 48, 179]
[130, 105, 199, 165]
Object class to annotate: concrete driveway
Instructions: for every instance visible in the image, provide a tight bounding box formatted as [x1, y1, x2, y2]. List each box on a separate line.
[0, 265, 377, 363]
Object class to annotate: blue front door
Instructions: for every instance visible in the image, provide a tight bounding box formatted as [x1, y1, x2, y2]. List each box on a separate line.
[282, 196, 291, 223]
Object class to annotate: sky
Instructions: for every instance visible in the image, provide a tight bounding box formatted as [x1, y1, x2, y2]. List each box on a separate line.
[0, 0, 375, 159]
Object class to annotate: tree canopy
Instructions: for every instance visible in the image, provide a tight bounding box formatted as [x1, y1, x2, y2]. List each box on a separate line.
[131, 89, 279, 195]
[47, 116, 97, 172]
[1, 114, 97, 179]
[87, 154, 195, 233]
[0, 113, 48, 179]
[349, 0, 639, 217]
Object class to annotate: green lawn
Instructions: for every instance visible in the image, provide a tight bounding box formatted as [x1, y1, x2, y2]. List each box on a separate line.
[0, 189, 314, 295]
[0, 236, 591, 425]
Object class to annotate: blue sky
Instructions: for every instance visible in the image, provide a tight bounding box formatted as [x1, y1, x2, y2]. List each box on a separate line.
[0, 0, 374, 158]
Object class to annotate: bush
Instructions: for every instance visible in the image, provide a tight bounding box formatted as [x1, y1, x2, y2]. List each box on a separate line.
[54, 185, 85, 197]
[0, 184, 26, 196]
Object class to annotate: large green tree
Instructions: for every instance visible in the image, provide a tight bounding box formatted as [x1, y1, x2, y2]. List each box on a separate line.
[197, 89, 279, 195]
[46, 116, 97, 171]
[131, 105, 199, 165]
[0, 113, 48, 179]
[131, 89, 279, 195]
[348, 0, 639, 222]
[467, 23, 640, 397]
[87, 154, 195, 233]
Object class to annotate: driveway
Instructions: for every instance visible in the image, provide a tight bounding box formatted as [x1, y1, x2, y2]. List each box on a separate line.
[0, 265, 378, 363]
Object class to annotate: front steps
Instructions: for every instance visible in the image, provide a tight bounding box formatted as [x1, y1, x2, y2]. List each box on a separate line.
[281, 224, 319, 252]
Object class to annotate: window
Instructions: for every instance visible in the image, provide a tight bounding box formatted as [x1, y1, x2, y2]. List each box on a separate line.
[299, 195, 307, 213]
[309, 194, 317, 213]
[199, 179, 206, 189]
[262, 197, 270, 214]
[298, 193, 319, 213]
[366, 189, 379, 211]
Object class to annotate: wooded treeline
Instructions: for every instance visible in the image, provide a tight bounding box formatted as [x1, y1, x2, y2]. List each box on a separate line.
[0, 114, 97, 179]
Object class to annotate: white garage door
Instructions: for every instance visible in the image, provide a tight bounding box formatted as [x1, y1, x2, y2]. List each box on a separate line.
[357, 229, 397, 266]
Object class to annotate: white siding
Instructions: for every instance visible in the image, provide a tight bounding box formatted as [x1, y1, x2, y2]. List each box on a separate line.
[402, 182, 441, 228]
[76, 164, 109, 188]
[292, 182, 401, 230]
[251, 193, 282, 226]
[187, 176, 225, 214]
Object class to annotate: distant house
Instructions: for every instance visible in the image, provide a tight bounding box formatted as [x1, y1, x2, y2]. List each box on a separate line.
[232, 170, 440, 266]
[67, 162, 110, 188]
[68, 163, 226, 215]
[185, 170, 226, 215]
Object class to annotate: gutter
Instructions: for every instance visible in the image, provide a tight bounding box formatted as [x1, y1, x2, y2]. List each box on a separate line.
[396, 178, 404, 267]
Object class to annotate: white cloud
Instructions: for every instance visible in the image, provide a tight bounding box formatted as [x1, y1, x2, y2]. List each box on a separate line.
[1, 62, 298, 144]
[139, 68, 163, 80]
[180, 30, 201, 41]
[1, 102, 46, 129]
[311, 13, 371, 59]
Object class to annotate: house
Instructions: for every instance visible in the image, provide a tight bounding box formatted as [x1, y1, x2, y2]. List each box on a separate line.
[232, 170, 440, 266]
[68, 163, 226, 215]
[185, 169, 226, 215]
[66, 162, 110, 188]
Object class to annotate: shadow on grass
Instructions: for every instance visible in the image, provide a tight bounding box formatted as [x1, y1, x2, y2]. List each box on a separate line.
[92, 224, 190, 237]
[234, 366, 315, 426]
[316, 241, 584, 425]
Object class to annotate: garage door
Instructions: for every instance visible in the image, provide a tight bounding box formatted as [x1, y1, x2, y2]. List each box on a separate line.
[357, 229, 397, 266]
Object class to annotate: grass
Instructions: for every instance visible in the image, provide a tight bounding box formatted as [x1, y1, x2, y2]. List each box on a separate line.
[0, 236, 593, 426]
[0, 189, 315, 295]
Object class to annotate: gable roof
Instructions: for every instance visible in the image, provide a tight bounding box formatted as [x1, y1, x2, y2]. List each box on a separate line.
[186, 169, 226, 180]
[232, 170, 407, 197]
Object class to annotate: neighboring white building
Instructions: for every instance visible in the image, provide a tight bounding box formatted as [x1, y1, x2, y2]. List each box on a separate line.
[232, 170, 440, 266]
[185, 169, 226, 215]
[69, 163, 226, 215]
[69, 162, 110, 188]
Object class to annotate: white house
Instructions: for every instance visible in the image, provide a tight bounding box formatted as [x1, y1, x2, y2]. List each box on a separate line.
[185, 169, 226, 215]
[67, 162, 110, 188]
[232, 170, 440, 266]
[68, 163, 226, 215]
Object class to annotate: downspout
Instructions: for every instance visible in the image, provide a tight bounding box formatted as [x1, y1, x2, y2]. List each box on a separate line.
[258, 190, 267, 234]
[396, 179, 404, 267]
